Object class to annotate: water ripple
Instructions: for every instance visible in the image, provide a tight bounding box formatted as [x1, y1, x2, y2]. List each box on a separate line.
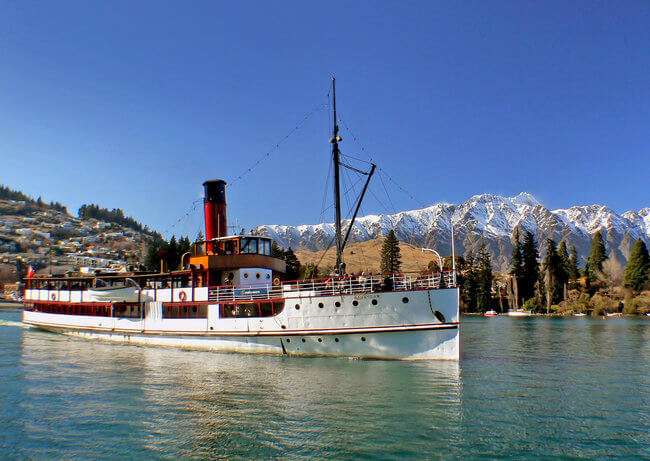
[0, 310, 648, 459]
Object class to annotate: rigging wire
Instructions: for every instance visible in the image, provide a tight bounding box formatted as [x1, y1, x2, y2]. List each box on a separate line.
[163, 199, 202, 235]
[161, 98, 328, 237]
[339, 118, 428, 209]
[338, 116, 440, 266]
[229, 102, 328, 188]
[319, 158, 333, 224]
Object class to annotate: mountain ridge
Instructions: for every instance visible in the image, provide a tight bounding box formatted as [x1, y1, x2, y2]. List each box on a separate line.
[254, 192, 650, 271]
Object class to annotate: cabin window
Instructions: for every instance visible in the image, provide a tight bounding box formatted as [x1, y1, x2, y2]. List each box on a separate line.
[220, 300, 284, 318]
[29, 302, 125, 318]
[259, 239, 271, 256]
[162, 304, 208, 319]
[224, 240, 237, 254]
[240, 238, 258, 254]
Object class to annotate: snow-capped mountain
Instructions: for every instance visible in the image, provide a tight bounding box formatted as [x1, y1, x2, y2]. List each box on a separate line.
[254, 193, 650, 271]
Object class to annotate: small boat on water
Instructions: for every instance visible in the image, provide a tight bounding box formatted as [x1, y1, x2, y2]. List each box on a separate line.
[484, 310, 498, 317]
[507, 309, 532, 317]
[574, 312, 587, 317]
[606, 312, 622, 317]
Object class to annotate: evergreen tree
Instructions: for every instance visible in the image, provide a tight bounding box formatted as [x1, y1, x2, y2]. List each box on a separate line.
[462, 251, 478, 311]
[268, 241, 302, 279]
[144, 238, 167, 272]
[509, 229, 524, 307]
[520, 231, 540, 302]
[542, 238, 567, 310]
[179, 236, 191, 257]
[568, 245, 580, 281]
[476, 244, 493, 312]
[624, 239, 649, 291]
[380, 230, 402, 274]
[168, 236, 179, 270]
[586, 231, 607, 281]
[558, 241, 570, 275]
[284, 248, 301, 280]
[270, 241, 284, 258]
[195, 231, 204, 243]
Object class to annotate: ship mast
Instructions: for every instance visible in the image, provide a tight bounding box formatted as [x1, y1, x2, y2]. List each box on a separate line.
[331, 78, 344, 274]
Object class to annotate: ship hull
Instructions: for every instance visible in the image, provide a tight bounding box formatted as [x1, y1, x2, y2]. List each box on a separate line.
[23, 287, 460, 360]
[29, 322, 458, 360]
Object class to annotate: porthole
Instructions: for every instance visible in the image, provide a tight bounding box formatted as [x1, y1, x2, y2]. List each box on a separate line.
[301, 338, 306, 343]
[402, 297, 409, 303]
[266, 273, 271, 279]
[353, 300, 359, 306]
[295, 304, 300, 310]
[335, 301, 341, 307]
[256, 272, 261, 279]
[371, 299, 378, 305]
[361, 337, 366, 341]
[318, 338, 322, 343]
[210, 326, 214, 330]
[243, 273, 249, 279]
[286, 338, 291, 343]
[335, 338, 339, 342]
[281, 325, 287, 329]
[318, 302, 324, 308]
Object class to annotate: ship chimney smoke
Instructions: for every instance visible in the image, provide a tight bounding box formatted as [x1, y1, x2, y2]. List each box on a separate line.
[203, 180, 227, 244]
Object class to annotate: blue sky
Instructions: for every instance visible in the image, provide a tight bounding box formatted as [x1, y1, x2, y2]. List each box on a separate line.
[1, 1, 648, 239]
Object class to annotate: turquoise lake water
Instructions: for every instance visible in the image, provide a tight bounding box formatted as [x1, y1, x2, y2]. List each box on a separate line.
[1, 308, 648, 459]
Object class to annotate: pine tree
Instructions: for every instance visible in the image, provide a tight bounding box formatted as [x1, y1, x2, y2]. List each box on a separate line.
[586, 231, 607, 281]
[558, 241, 570, 275]
[179, 236, 191, 257]
[624, 239, 649, 291]
[168, 236, 179, 270]
[542, 238, 567, 310]
[568, 245, 580, 281]
[556, 240, 570, 296]
[462, 251, 478, 311]
[144, 238, 167, 272]
[509, 228, 524, 307]
[476, 244, 493, 312]
[284, 248, 301, 280]
[521, 231, 540, 303]
[270, 241, 284, 258]
[380, 230, 402, 274]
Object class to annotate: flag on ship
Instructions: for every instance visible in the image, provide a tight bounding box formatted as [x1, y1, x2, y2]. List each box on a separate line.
[27, 266, 34, 278]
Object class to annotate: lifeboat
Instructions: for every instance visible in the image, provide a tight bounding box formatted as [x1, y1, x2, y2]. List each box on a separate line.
[87, 278, 142, 302]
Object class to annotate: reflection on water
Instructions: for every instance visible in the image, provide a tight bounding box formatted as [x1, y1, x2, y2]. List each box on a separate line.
[12, 325, 461, 459]
[1, 310, 648, 459]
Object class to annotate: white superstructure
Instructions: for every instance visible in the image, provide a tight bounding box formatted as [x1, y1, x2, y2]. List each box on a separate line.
[23, 270, 459, 360]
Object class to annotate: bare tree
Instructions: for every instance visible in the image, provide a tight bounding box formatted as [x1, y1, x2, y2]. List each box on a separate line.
[598, 255, 624, 294]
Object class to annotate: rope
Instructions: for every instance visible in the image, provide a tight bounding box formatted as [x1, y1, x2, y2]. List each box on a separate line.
[163, 199, 202, 235]
[340, 118, 428, 209]
[229, 102, 327, 188]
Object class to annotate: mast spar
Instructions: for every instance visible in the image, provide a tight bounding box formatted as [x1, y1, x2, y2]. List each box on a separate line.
[329, 78, 375, 275]
[331, 77, 344, 274]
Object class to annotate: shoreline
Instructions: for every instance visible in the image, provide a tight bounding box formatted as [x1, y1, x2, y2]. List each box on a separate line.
[0, 301, 24, 309]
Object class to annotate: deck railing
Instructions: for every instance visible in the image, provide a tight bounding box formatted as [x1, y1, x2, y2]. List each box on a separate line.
[208, 271, 456, 303]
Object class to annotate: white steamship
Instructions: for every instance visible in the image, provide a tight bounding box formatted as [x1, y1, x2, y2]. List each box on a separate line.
[22, 80, 460, 360]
